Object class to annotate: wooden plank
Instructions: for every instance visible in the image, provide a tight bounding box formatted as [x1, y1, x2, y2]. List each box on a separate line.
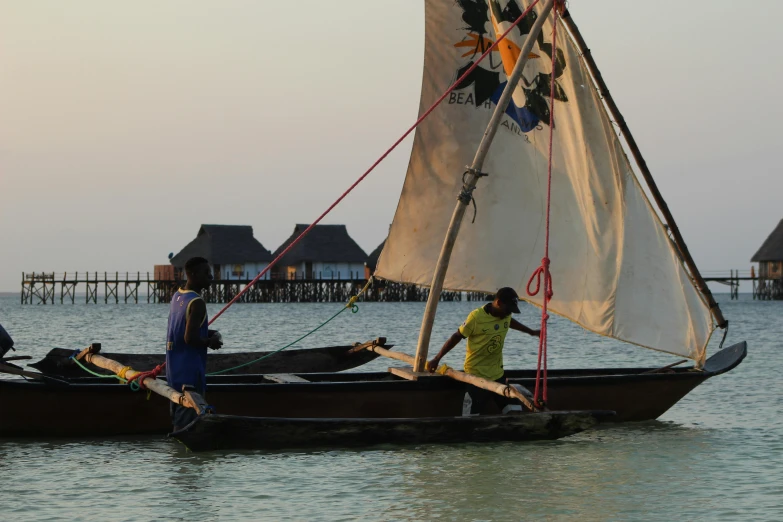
[388, 366, 433, 381]
[0, 362, 69, 385]
[262, 374, 310, 383]
[0, 356, 32, 362]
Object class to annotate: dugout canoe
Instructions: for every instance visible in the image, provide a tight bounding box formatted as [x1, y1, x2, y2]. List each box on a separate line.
[0, 341, 745, 439]
[27, 341, 385, 378]
[169, 410, 613, 451]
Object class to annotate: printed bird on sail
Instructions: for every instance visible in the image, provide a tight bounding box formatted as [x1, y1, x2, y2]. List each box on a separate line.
[452, 0, 568, 131]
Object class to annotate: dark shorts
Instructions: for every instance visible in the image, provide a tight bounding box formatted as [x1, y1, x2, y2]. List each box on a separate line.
[466, 375, 509, 415]
[170, 388, 205, 431]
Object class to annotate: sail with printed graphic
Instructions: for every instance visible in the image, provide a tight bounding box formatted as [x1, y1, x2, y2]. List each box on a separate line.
[374, 0, 715, 362]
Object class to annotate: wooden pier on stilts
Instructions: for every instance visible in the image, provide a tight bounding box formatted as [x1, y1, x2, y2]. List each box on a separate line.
[19, 272, 487, 305]
[702, 269, 783, 300]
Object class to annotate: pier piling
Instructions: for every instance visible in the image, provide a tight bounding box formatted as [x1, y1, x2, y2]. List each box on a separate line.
[20, 272, 474, 304]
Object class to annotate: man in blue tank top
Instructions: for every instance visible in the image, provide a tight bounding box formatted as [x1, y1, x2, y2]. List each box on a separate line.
[166, 256, 222, 430]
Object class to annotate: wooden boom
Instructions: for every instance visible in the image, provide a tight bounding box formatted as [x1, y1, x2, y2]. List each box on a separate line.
[75, 343, 207, 415]
[366, 343, 538, 412]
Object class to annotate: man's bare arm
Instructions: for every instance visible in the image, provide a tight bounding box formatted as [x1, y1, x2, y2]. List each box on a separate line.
[510, 318, 540, 337]
[184, 299, 221, 349]
[426, 331, 464, 372]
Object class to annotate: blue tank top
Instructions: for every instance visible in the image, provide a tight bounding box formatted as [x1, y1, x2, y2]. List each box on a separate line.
[166, 289, 208, 392]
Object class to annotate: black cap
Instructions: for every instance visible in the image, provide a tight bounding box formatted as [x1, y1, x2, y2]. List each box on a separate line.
[495, 287, 521, 313]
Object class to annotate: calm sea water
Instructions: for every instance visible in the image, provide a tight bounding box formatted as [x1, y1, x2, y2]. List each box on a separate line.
[0, 294, 780, 521]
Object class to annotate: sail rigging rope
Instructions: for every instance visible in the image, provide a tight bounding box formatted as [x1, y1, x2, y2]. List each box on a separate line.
[66, 278, 375, 382]
[205, 277, 373, 376]
[526, 3, 563, 406]
[207, 0, 541, 325]
[68, 353, 127, 383]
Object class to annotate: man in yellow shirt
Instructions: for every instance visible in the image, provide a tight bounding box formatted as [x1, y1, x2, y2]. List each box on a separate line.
[426, 287, 540, 414]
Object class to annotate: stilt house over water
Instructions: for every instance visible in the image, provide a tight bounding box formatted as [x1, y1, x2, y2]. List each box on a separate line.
[751, 218, 783, 300]
[271, 224, 367, 280]
[169, 225, 274, 280]
[365, 239, 386, 279]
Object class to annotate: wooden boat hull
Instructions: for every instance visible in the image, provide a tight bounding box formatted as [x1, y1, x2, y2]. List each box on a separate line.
[0, 342, 746, 438]
[28, 343, 383, 378]
[170, 411, 613, 451]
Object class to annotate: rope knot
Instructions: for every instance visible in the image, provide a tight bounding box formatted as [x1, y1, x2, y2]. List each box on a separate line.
[345, 276, 373, 313]
[127, 363, 166, 391]
[458, 169, 489, 223]
[526, 259, 554, 300]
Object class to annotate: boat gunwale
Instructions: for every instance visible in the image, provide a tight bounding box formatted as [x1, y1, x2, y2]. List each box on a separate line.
[0, 366, 710, 390]
[1, 341, 745, 391]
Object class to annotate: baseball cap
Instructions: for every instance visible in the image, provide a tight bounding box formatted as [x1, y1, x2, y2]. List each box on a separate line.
[495, 287, 521, 313]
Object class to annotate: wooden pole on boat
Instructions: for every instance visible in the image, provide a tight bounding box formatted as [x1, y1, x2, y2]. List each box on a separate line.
[412, 0, 557, 372]
[74, 343, 207, 414]
[560, 10, 727, 329]
[366, 344, 537, 412]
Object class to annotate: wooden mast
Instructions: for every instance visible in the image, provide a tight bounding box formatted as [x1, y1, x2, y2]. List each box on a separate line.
[560, 10, 727, 329]
[412, 0, 557, 372]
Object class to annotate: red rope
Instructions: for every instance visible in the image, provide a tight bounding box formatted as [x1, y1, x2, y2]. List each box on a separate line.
[126, 363, 166, 390]
[208, 0, 541, 325]
[526, 6, 561, 406]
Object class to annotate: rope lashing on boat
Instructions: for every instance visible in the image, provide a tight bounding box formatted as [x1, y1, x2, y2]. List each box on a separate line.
[206, 278, 373, 376]
[525, 5, 563, 407]
[459, 169, 489, 223]
[206, 0, 541, 326]
[117, 366, 132, 380]
[345, 277, 374, 313]
[435, 363, 452, 375]
[126, 363, 166, 392]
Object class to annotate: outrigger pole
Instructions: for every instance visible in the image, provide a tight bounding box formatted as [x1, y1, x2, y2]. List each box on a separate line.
[366, 343, 537, 412]
[412, 0, 557, 372]
[560, 10, 727, 329]
[74, 344, 209, 416]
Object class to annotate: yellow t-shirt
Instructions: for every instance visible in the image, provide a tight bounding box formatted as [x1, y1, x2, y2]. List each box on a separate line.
[458, 305, 511, 381]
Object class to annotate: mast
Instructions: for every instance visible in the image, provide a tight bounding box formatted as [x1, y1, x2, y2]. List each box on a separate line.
[412, 0, 557, 372]
[560, 10, 727, 329]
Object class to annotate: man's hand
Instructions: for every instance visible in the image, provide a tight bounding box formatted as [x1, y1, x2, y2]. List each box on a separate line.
[531, 329, 541, 337]
[207, 331, 223, 350]
[425, 358, 441, 373]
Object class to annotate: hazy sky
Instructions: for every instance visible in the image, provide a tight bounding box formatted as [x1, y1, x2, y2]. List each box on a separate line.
[2, 1, 781, 293]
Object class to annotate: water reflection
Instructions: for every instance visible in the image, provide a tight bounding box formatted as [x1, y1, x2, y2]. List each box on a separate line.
[0, 296, 780, 520]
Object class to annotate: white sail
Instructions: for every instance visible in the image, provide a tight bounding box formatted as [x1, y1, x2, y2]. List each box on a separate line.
[375, 0, 715, 362]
